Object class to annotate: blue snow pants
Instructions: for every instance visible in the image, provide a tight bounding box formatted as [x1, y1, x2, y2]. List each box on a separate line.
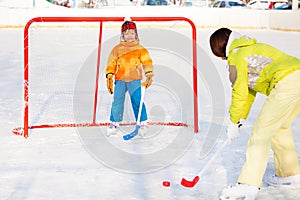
[110, 80, 147, 123]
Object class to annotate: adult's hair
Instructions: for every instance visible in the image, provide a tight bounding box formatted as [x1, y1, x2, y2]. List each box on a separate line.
[209, 28, 232, 58]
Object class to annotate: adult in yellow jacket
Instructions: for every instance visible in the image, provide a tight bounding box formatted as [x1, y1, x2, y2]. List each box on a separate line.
[105, 21, 154, 135]
[210, 27, 300, 199]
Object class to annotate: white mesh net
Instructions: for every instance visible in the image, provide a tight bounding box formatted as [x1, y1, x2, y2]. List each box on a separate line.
[26, 20, 196, 131]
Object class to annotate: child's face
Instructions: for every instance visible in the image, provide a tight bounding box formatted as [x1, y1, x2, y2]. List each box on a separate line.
[123, 29, 136, 42]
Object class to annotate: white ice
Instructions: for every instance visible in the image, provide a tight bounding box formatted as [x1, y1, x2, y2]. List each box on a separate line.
[0, 26, 300, 200]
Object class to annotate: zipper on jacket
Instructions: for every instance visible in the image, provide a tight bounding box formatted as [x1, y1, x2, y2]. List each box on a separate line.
[116, 63, 120, 74]
[136, 63, 140, 76]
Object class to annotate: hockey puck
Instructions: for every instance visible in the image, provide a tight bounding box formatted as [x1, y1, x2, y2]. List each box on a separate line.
[162, 181, 171, 187]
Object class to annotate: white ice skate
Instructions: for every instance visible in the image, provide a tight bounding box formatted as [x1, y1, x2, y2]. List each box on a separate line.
[267, 174, 300, 189]
[106, 122, 120, 137]
[138, 121, 148, 137]
[219, 184, 259, 200]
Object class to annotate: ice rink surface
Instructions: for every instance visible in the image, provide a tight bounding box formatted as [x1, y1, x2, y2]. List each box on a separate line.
[0, 26, 300, 200]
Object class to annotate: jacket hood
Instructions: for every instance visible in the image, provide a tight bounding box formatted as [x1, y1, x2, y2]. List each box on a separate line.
[226, 32, 257, 57]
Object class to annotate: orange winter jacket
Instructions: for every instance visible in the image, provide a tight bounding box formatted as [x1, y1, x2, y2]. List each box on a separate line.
[105, 41, 153, 82]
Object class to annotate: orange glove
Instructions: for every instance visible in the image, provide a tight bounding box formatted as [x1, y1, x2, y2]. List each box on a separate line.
[106, 74, 114, 94]
[142, 71, 154, 89]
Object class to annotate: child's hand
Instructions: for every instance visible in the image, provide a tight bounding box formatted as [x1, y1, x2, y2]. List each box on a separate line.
[142, 72, 154, 89]
[106, 74, 114, 94]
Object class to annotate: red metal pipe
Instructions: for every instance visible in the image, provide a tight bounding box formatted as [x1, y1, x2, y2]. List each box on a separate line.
[92, 21, 103, 125]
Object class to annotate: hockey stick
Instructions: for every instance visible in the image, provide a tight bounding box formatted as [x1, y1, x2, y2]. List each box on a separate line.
[180, 139, 229, 188]
[123, 86, 146, 140]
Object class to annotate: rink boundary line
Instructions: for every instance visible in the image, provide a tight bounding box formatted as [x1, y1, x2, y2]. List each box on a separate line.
[1, 24, 300, 32]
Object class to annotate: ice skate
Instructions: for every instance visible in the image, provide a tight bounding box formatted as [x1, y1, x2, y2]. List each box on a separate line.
[219, 183, 259, 200]
[138, 121, 148, 137]
[106, 122, 120, 137]
[267, 174, 300, 189]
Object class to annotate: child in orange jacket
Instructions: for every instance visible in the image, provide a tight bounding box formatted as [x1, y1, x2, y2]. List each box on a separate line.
[105, 21, 154, 136]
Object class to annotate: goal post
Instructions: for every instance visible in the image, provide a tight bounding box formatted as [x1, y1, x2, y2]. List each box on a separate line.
[13, 16, 198, 138]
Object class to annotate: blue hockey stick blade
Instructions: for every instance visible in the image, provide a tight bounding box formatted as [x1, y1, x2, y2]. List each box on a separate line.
[123, 125, 139, 140]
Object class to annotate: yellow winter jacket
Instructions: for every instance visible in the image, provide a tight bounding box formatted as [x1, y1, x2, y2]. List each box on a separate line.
[227, 37, 300, 123]
[105, 41, 153, 82]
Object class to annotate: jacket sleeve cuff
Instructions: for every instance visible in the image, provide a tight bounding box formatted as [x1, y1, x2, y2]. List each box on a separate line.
[106, 73, 114, 78]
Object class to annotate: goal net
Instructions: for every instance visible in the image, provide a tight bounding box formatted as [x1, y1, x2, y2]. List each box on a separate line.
[13, 17, 198, 138]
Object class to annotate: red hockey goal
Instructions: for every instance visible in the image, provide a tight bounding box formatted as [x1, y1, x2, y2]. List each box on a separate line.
[13, 16, 198, 138]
